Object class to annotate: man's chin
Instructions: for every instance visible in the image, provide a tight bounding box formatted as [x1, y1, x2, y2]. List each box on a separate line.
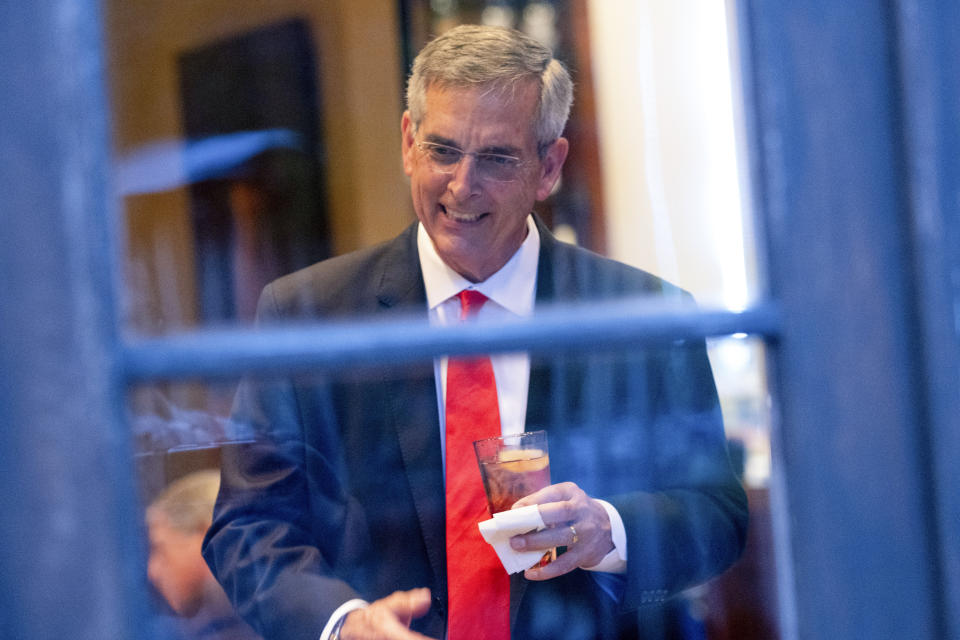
[434, 245, 488, 283]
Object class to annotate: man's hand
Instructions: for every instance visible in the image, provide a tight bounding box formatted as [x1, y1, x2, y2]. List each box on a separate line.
[509, 482, 615, 581]
[340, 588, 433, 640]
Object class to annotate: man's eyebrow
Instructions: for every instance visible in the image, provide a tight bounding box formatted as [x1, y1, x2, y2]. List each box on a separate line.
[478, 144, 522, 157]
[422, 134, 460, 148]
[422, 134, 521, 156]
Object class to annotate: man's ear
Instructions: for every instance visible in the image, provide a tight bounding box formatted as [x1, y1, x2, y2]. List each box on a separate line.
[401, 111, 416, 177]
[535, 137, 569, 201]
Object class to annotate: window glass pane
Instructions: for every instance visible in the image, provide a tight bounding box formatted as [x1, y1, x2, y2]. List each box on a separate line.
[108, 1, 760, 335]
[130, 335, 774, 638]
[111, 1, 779, 638]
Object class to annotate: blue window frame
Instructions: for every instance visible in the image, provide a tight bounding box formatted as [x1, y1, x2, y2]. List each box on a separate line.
[1, 2, 957, 639]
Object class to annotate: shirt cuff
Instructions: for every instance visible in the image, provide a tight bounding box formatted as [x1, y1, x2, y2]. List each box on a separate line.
[582, 499, 627, 574]
[319, 599, 368, 640]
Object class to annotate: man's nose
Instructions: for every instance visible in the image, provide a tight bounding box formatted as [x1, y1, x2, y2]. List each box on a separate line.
[446, 155, 482, 199]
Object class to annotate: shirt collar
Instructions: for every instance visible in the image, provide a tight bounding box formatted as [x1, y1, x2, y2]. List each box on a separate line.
[417, 215, 539, 317]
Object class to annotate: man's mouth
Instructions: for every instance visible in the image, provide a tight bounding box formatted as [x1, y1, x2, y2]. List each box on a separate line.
[441, 205, 487, 223]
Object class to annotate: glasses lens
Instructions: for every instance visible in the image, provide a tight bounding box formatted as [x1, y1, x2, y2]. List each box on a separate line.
[423, 143, 462, 168]
[419, 142, 523, 182]
[476, 154, 521, 182]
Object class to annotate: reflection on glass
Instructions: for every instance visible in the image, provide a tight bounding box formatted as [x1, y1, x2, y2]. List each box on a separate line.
[145, 470, 261, 639]
[111, 17, 333, 335]
[699, 336, 779, 639]
[133, 333, 759, 638]
[710, 336, 771, 489]
[113, 3, 778, 639]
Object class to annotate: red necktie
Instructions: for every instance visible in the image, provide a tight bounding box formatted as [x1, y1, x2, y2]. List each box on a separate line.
[445, 290, 510, 640]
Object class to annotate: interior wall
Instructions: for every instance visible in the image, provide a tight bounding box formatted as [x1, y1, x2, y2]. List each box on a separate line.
[106, 0, 413, 331]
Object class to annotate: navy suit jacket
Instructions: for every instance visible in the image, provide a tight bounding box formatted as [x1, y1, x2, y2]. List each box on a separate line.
[202, 218, 748, 640]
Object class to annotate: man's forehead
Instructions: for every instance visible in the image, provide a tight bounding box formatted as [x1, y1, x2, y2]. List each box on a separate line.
[418, 82, 539, 145]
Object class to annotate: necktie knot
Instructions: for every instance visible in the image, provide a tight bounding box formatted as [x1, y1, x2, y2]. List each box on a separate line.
[457, 289, 488, 321]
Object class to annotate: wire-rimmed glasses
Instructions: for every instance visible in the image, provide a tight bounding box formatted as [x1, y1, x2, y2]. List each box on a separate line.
[415, 140, 530, 183]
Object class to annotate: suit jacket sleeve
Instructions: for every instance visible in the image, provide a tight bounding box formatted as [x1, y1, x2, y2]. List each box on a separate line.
[202, 284, 361, 640]
[535, 324, 747, 616]
[532, 226, 748, 616]
[613, 333, 748, 610]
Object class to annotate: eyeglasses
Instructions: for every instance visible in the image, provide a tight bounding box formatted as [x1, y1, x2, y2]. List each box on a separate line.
[415, 140, 530, 183]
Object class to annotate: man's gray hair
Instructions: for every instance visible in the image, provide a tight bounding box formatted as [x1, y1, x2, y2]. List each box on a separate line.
[406, 24, 573, 150]
[147, 469, 220, 535]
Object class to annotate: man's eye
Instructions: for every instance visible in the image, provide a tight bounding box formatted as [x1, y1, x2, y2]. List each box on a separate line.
[479, 154, 517, 167]
[430, 146, 461, 161]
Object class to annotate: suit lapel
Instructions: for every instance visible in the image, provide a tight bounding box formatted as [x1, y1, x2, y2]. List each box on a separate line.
[374, 224, 449, 604]
[390, 369, 447, 601]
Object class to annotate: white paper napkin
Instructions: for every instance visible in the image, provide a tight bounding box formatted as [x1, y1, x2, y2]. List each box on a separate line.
[477, 505, 547, 574]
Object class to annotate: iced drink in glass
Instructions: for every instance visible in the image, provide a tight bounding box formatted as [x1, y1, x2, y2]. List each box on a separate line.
[474, 431, 554, 566]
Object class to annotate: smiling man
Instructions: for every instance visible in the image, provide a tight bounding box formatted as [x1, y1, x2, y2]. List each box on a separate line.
[203, 25, 747, 640]
[401, 79, 567, 283]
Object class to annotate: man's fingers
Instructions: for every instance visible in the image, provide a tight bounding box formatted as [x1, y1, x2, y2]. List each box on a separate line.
[523, 547, 582, 580]
[511, 523, 579, 550]
[511, 481, 578, 511]
[534, 500, 581, 527]
[341, 588, 433, 640]
[507, 481, 615, 579]
[382, 587, 432, 625]
[518, 521, 611, 581]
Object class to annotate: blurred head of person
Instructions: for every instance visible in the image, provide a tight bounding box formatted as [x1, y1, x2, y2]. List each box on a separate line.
[146, 469, 222, 617]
